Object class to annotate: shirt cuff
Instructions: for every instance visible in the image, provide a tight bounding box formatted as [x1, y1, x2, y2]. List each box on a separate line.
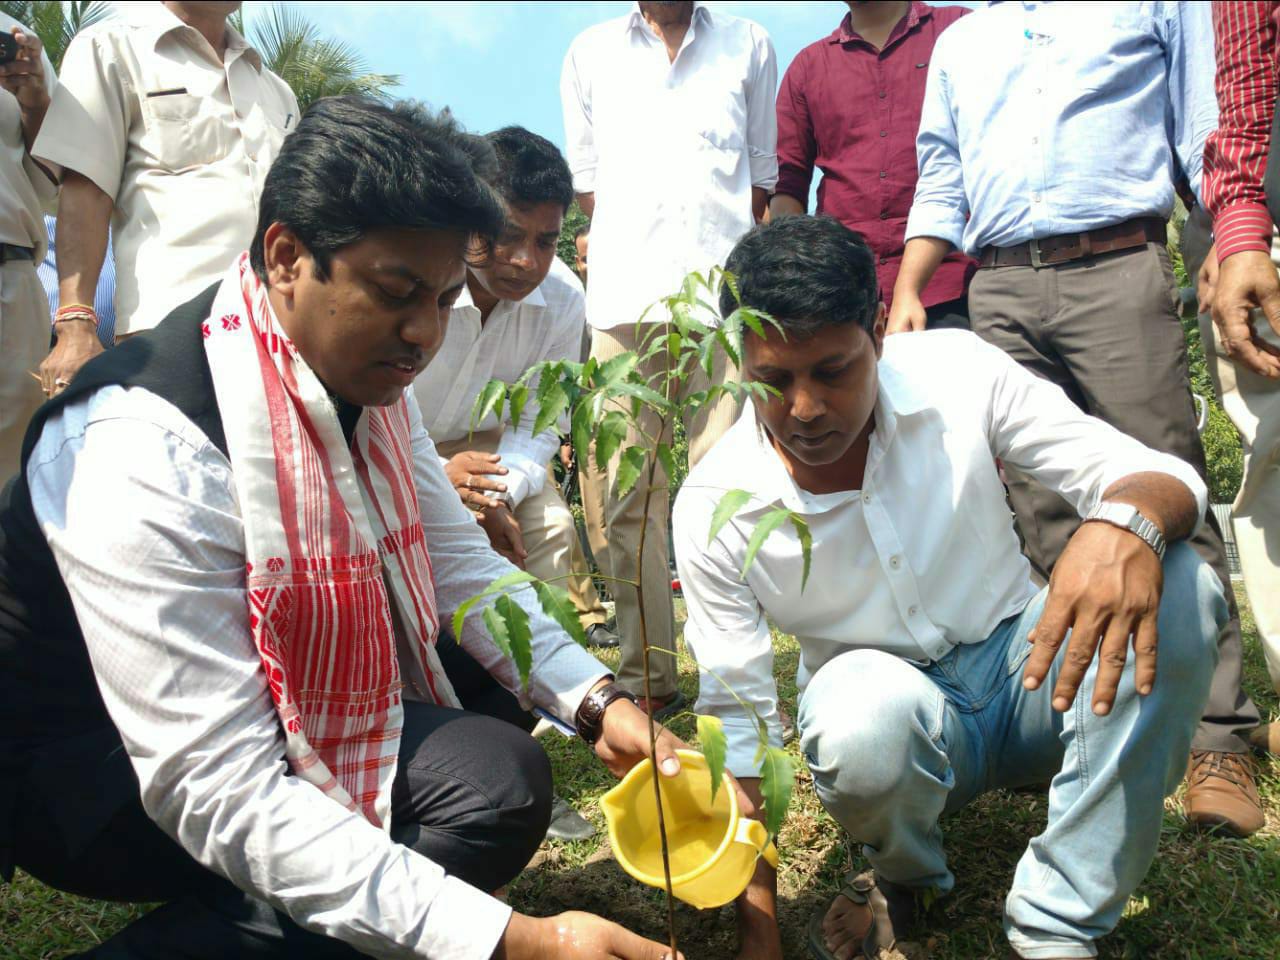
[749, 152, 779, 192]
[495, 451, 544, 510]
[905, 202, 966, 252]
[571, 167, 596, 195]
[537, 657, 612, 733]
[1214, 202, 1275, 262]
[418, 876, 512, 960]
[773, 167, 813, 205]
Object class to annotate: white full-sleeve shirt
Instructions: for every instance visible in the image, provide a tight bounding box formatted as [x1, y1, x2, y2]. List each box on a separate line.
[672, 331, 1207, 778]
[413, 259, 586, 507]
[27, 384, 609, 960]
[560, 1, 778, 331]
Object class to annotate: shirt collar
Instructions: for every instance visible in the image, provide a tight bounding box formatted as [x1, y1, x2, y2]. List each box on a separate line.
[830, 1, 929, 45]
[626, 2, 712, 34]
[455, 274, 548, 313]
[738, 355, 932, 516]
[129, 5, 262, 69]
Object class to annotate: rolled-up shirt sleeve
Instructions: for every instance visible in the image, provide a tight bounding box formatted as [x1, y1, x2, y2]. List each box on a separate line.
[32, 31, 129, 197]
[746, 24, 779, 191]
[560, 40, 597, 195]
[407, 391, 609, 726]
[978, 337, 1208, 526]
[28, 386, 511, 960]
[673, 486, 783, 778]
[904, 37, 969, 251]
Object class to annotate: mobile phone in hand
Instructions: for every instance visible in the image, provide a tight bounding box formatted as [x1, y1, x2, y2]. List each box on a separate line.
[0, 33, 18, 66]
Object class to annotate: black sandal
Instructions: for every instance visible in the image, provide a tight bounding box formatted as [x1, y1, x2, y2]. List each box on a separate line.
[806, 870, 918, 959]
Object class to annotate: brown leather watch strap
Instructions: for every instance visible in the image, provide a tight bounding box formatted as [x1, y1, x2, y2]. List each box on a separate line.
[575, 680, 636, 745]
[979, 217, 1166, 269]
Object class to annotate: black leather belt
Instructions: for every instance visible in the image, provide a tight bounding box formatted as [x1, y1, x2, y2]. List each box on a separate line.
[0, 243, 35, 264]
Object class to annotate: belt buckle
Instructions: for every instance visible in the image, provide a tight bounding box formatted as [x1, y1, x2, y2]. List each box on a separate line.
[1028, 237, 1044, 269]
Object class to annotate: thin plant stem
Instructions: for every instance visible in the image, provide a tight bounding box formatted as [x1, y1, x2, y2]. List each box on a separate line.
[634, 410, 679, 957]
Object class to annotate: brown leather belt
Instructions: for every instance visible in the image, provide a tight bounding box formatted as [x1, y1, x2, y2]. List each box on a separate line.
[979, 217, 1166, 269]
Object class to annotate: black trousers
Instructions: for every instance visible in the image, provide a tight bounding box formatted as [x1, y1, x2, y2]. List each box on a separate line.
[13, 632, 551, 958]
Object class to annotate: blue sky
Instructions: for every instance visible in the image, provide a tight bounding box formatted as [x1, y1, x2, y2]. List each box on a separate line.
[237, 1, 976, 152]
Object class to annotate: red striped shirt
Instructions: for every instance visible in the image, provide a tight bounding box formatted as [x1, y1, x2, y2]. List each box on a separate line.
[1203, 1, 1280, 261]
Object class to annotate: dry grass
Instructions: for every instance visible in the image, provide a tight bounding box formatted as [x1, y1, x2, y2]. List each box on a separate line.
[3, 592, 1276, 959]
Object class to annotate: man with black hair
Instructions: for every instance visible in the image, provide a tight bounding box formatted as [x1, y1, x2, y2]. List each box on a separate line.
[673, 216, 1224, 960]
[0, 97, 681, 960]
[415, 126, 616, 657]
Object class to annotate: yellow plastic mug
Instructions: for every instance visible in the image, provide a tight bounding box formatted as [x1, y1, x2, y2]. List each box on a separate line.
[601, 749, 779, 909]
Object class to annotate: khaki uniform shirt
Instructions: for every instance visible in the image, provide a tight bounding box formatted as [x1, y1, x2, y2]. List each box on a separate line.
[33, 6, 297, 334]
[0, 11, 57, 259]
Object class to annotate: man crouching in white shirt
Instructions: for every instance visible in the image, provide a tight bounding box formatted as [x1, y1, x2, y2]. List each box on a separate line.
[414, 126, 616, 654]
[672, 217, 1225, 960]
[0, 97, 682, 960]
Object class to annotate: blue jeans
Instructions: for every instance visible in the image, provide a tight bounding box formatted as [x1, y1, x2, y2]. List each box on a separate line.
[797, 543, 1225, 958]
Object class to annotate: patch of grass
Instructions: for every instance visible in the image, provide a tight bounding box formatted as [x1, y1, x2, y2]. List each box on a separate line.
[4, 593, 1277, 959]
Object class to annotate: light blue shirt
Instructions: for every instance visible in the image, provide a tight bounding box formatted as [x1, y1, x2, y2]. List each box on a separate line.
[905, 1, 1216, 256]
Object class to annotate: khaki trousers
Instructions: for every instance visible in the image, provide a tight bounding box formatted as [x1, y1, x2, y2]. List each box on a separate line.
[1198, 262, 1280, 694]
[968, 242, 1260, 753]
[0, 261, 48, 483]
[579, 323, 741, 698]
[435, 430, 607, 630]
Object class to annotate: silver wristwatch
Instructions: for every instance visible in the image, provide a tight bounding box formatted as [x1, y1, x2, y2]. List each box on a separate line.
[1083, 501, 1166, 561]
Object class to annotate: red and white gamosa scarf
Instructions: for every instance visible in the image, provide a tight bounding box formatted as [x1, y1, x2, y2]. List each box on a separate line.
[203, 253, 459, 829]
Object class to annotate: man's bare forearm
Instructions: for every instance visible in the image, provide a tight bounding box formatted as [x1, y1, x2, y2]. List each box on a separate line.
[1101, 471, 1199, 544]
[891, 236, 953, 304]
[734, 776, 782, 959]
[575, 191, 595, 220]
[768, 193, 804, 219]
[56, 171, 114, 309]
[751, 187, 769, 224]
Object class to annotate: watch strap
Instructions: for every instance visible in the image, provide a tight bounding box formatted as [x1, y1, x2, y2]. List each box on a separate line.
[1084, 501, 1167, 561]
[575, 680, 637, 745]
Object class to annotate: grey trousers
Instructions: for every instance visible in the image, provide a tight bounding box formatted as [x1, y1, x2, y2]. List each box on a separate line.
[968, 242, 1260, 754]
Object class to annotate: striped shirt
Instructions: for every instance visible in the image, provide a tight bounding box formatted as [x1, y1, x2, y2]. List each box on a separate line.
[1203, 1, 1280, 261]
[36, 214, 117, 345]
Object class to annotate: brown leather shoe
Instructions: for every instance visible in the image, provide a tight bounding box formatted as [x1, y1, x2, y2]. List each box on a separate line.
[1248, 721, 1278, 756]
[1183, 750, 1264, 838]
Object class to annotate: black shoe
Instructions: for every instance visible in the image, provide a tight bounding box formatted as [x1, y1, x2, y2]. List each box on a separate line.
[546, 796, 596, 842]
[585, 622, 621, 648]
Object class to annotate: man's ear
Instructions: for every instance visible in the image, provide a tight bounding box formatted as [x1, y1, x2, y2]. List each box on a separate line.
[872, 302, 887, 359]
[262, 223, 308, 298]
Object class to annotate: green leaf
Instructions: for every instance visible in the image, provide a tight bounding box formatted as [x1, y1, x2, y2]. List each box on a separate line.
[507, 384, 528, 432]
[758, 745, 795, 839]
[741, 507, 793, 581]
[469, 379, 505, 434]
[721, 269, 741, 306]
[610, 380, 670, 412]
[481, 603, 513, 661]
[595, 352, 639, 387]
[532, 381, 569, 438]
[697, 714, 728, 805]
[655, 442, 677, 484]
[594, 410, 629, 470]
[715, 327, 741, 369]
[494, 593, 533, 689]
[790, 514, 813, 592]
[451, 569, 538, 639]
[614, 445, 648, 498]
[709, 489, 752, 546]
[571, 401, 593, 463]
[532, 580, 588, 648]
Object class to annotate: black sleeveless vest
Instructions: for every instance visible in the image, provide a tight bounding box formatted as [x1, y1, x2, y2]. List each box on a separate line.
[0, 285, 222, 877]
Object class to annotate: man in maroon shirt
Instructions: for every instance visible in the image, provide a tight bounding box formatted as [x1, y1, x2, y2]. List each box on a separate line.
[771, 1, 974, 327]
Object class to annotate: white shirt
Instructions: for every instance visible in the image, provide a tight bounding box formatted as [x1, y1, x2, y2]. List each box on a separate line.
[414, 259, 586, 507]
[32, 5, 297, 334]
[28, 384, 609, 960]
[0, 12, 57, 258]
[561, 2, 778, 331]
[672, 331, 1207, 777]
